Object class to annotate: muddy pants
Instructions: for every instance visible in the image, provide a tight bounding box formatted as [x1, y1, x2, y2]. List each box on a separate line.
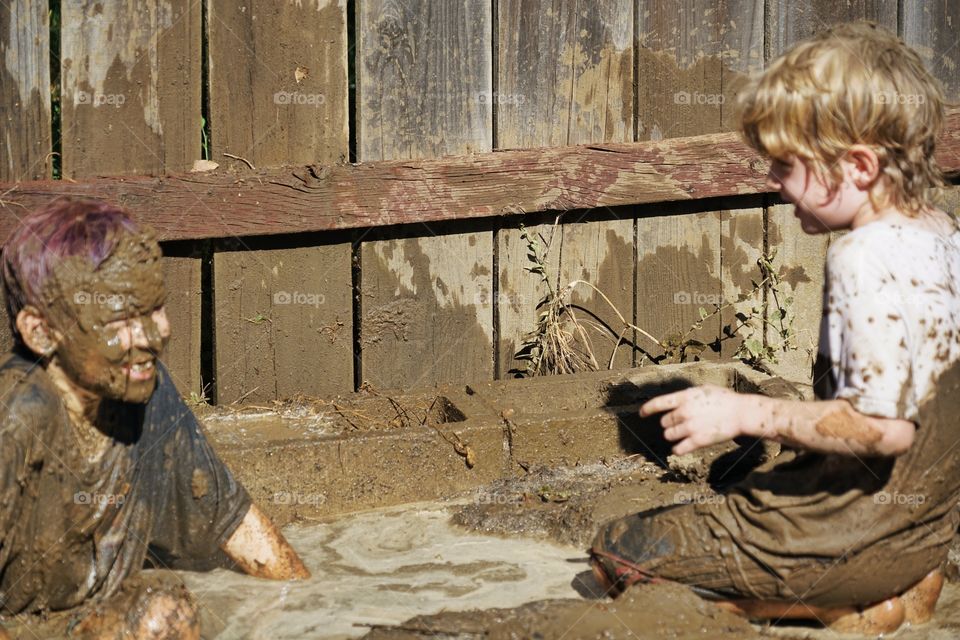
[592, 503, 949, 608]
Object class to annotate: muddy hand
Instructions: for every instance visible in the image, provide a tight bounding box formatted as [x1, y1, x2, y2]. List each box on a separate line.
[640, 385, 759, 455]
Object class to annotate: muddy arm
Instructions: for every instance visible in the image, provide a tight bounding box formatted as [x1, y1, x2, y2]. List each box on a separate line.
[641, 385, 915, 457]
[221, 504, 311, 580]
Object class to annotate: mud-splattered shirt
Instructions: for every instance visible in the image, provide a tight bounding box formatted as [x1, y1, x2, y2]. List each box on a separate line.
[0, 352, 251, 614]
[699, 217, 960, 604]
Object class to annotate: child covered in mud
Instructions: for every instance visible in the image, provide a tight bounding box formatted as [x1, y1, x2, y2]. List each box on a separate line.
[0, 198, 310, 639]
[590, 22, 960, 635]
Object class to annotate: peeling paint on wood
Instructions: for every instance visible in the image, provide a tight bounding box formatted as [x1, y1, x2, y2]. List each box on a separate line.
[719, 206, 764, 359]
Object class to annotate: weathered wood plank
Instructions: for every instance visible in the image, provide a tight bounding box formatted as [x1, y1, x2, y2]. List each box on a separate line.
[636, 210, 722, 361]
[719, 206, 764, 359]
[208, 0, 348, 167]
[637, 0, 763, 141]
[636, 0, 763, 362]
[209, 1, 352, 402]
[0, 0, 51, 182]
[160, 255, 202, 398]
[60, 0, 200, 177]
[214, 242, 353, 403]
[357, 0, 493, 389]
[3, 109, 960, 242]
[901, 2, 960, 101]
[766, 0, 897, 56]
[765, 205, 827, 382]
[58, 0, 202, 394]
[496, 0, 634, 375]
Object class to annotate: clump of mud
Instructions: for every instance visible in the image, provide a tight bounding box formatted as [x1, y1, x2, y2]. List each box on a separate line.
[452, 438, 775, 548]
[362, 581, 756, 639]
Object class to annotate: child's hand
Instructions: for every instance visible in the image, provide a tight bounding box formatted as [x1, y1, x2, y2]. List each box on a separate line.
[640, 385, 766, 455]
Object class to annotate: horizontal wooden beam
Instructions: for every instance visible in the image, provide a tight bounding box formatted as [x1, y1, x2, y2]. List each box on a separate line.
[3, 110, 959, 242]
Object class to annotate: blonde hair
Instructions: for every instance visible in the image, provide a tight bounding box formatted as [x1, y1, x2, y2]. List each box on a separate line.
[737, 21, 947, 216]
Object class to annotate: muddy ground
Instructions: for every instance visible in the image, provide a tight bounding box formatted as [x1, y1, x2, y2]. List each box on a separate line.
[366, 453, 960, 640]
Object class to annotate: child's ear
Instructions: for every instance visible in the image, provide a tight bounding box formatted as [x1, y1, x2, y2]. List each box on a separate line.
[846, 145, 881, 189]
[16, 306, 60, 358]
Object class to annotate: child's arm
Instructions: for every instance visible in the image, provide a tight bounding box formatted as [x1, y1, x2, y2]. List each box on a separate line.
[221, 504, 311, 580]
[641, 384, 916, 457]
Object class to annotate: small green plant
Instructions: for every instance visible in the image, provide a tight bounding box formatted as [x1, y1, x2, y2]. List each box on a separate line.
[512, 222, 796, 375]
[201, 116, 210, 160]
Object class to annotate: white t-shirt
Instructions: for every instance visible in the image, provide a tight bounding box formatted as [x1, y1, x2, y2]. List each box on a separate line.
[815, 217, 960, 421]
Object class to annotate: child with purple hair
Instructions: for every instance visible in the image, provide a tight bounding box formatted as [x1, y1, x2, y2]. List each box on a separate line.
[0, 197, 309, 639]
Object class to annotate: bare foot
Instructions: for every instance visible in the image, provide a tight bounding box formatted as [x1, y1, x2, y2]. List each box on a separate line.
[826, 597, 905, 635]
[716, 596, 905, 635]
[900, 568, 944, 625]
[70, 579, 200, 640]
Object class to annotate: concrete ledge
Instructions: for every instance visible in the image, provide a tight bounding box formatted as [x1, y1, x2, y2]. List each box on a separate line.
[204, 362, 794, 524]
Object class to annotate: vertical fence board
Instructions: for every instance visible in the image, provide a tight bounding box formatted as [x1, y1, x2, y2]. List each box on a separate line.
[161, 256, 202, 397]
[636, 0, 761, 362]
[497, 0, 634, 376]
[61, 0, 200, 177]
[901, 3, 960, 102]
[766, 0, 897, 56]
[0, 0, 51, 182]
[209, 1, 352, 403]
[0, 1, 51, 352]
[214, 244, 353, 403]
[719, 207, 765, 360]
[208, 0, 348, 166]
[59, 1, 202, 395]
[357, 0, 493, 390]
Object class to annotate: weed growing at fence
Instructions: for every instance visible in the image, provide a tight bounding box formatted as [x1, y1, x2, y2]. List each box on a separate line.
[511, 223, 796, 376]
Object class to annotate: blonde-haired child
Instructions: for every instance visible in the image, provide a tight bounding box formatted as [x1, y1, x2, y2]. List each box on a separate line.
[590, 21, 960, 635]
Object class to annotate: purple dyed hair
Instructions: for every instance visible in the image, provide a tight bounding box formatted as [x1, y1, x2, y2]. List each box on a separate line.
[2, 197, 139, 343]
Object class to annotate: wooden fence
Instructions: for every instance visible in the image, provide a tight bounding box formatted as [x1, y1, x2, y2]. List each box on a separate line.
[1, 0, 958, 404]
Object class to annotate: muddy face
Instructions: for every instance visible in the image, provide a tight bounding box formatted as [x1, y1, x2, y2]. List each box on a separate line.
[41, 229, 169, 404]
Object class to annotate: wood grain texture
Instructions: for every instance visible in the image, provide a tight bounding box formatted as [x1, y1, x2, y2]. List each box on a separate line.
[160, 256, 202, 397]
[765, 205, 827, 382]
[208, 0, 348, 167]
[498, 0, 633, 148]
[0, 0, 51, 181]
[766, 0, 897, 55]
[208, 0, 352, 401]
[636, 211, 722, 361]
[901, 2, 960, 101]
[635, 0, 763, 362]
[60, 0, 200, 177]
[214, 243, 353, 403]
[357, 0, 493, 389]
[636, 0, 763, 141]
[719, 206, 764, 359]
[497, 0, 634, 375]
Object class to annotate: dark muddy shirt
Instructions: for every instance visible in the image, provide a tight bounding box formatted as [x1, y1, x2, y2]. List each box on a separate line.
[700, 220, 960, 601]
[0, 352, 251, 614]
